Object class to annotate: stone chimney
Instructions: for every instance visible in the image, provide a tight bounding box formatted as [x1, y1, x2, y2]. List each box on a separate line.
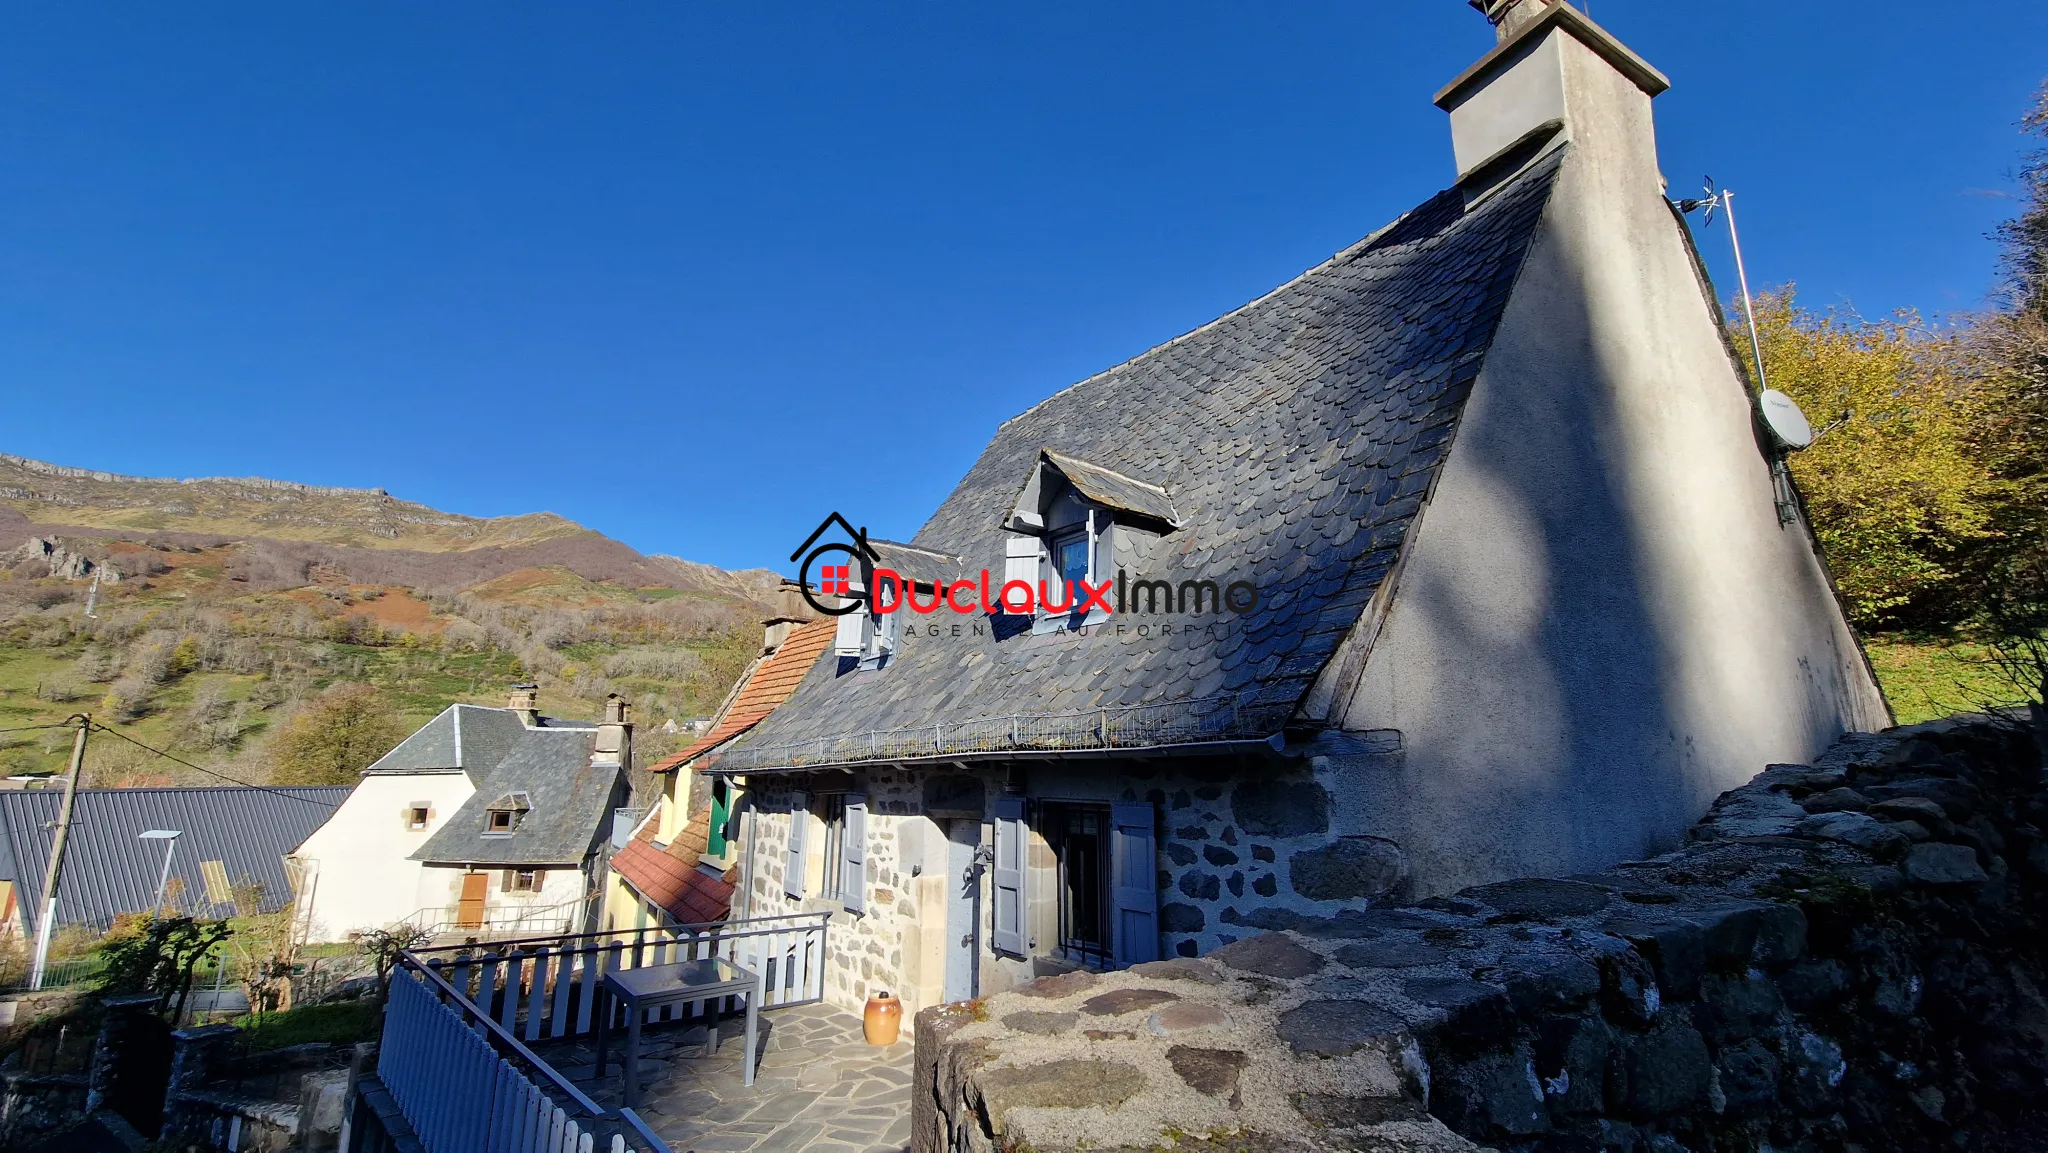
[1436, 1, 1668, 182]
[507, 683, 540, 726]
[592, 693, 633, 771]
[761, 577, 813, 655]
[1468, 0, 1550, 40]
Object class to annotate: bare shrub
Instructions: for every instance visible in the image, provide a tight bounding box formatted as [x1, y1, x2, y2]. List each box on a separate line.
[102, 676, 154, 722]
[35, 674, 82, 703]
[75, 646, 119, 683]
[601, 647, 705, 681]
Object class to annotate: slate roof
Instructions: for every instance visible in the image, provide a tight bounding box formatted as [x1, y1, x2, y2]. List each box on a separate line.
[362, 703, 538, 786]
[718, 148, 1566, 773]
[412, 724, 627, 867]
[0, 785, 350, 932]
[611, 805, 734, 924]
[645, 617, 839, 772]
[1037, 449, 1182, 529]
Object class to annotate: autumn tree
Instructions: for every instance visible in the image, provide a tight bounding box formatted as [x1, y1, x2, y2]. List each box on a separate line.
[1737, 290, 2005, 625]
[271, 683, 409, 785]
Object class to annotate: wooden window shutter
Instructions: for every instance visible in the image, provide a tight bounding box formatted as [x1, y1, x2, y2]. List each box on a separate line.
[840, 793, 868, 914]
[991, 795, 1028, 958]
[708, 785, 730, 857]
[1109, 801, 1160, 965]
[783, 791, 809, 900]
[1002, 536, 1040, 603]
[832, 611, 866, 657]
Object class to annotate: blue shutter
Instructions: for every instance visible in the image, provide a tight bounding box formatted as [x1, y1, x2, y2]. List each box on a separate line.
[841, 794, 868, 914]
[1110, 802, 1159, 965]
[783, 792, 808, 900]
[990, 796, 1027, 958]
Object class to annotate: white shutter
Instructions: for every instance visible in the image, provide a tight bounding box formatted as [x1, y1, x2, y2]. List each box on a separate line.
[832, 610, 866, 657]
[783, 792, 808, 900]
[1002, 536, 1041, 612]
[840, 794, 868, 914]
[991, 795, 1028, 957]
[1109, 802, 1160, 965]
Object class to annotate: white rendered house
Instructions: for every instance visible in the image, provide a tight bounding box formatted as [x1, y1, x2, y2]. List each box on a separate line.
[291, 687, 630, 942]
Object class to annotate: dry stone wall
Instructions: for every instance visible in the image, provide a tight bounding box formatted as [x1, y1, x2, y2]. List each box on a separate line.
[913, 712, 2048, 1152]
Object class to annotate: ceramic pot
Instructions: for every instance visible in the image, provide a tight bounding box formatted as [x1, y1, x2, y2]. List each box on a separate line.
[863, 991, 903, 1046]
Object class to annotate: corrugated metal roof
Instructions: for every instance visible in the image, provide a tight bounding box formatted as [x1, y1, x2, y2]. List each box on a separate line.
[0, 785, 349, 932]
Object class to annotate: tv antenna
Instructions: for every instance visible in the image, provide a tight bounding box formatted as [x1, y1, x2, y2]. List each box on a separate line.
[1676, 178, 1816, 524]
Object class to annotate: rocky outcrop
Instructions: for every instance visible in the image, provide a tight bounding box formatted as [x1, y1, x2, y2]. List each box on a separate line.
[912, 712, 2048, 1152]
[2, 536, 118, 582]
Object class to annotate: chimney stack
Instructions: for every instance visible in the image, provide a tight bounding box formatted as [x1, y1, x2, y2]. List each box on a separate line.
[1436, 1, 1668, 182]
[761, 577, 813, 655]
[507, 683, 540, 726]
[1468, 0, 1550, 41]
[593, 693, 634, 771]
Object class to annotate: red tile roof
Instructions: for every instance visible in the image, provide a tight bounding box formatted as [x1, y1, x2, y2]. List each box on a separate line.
[647, 617, 836, 773]
[612, 808, 735, 925]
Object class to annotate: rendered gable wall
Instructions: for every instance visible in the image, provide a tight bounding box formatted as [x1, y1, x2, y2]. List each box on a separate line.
[293, 771, 476, 942]
[1327, 24, 1888, 895]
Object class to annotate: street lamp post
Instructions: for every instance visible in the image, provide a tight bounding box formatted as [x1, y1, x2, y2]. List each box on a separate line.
[139, 830, 182, 918]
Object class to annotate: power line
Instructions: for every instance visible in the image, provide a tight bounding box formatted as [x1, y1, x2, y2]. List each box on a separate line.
[86, 723, 339, 808]
[0, 723, 81, 735]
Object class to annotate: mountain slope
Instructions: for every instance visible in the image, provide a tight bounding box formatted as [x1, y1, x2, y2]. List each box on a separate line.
[0, 452, 780, 601]
[0, 452, 789, 788]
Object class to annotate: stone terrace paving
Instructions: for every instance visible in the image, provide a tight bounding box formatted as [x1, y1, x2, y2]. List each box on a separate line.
[544, 1002, 913, 1153]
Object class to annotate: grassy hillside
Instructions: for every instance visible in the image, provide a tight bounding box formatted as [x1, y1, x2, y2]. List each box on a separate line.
[1863, 629, 2041, 726]
[0, 453, 782, 787]
[0, 558, 761, 785]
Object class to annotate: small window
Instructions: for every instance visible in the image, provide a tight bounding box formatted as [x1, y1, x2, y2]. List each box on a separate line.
[502, 868, 543, 893]
[482, 791, 531, 835]
[816, 795, 847, 900]
[406, 805, 430, 831]
[1053, 531, 1091, 589]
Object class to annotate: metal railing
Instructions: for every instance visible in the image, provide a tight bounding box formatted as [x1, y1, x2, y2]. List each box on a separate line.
[399, 899, 585, 941]
[405, 912, 831, 1045]
[701, 691, 1293, 773]
[0, 952, 103, 993]
[381, 958, 659, 1153]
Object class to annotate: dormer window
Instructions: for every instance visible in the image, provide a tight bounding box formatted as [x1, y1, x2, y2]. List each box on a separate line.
[831, 567, 899, 670]
[482, 791, 531, 836]
[1002, 449, 1180, 629]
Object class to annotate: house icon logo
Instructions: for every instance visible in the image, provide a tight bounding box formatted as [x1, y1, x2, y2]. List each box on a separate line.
[790, 513, 880, 617]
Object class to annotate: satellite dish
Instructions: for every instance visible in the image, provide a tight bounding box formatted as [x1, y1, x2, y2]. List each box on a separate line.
[1758, 389, 1813, 449]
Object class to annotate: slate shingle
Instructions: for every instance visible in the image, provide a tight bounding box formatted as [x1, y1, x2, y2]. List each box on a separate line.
[719, 150, 1566, 772]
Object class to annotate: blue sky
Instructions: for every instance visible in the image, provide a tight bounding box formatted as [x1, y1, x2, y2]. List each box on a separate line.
[2, 2, 2042, 574]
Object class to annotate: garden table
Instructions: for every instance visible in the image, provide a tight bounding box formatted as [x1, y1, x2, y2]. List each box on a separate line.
[594, 956, 762, 1104]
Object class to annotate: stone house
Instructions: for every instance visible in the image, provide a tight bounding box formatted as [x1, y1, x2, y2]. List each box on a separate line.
[701, 0, 1889, 1014]
[291, 686, 635, 940]
[600, 613, 835, 933]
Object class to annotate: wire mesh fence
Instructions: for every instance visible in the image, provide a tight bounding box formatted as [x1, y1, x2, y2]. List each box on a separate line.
[703, 692, 1293, 774]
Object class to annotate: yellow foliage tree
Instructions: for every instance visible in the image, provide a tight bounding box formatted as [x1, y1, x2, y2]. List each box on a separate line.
[1737, 289, 2006, 625]
[270, 683, 409, 786]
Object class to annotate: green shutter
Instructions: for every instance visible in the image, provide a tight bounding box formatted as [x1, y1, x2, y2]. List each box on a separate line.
[708, 783, 730, 857]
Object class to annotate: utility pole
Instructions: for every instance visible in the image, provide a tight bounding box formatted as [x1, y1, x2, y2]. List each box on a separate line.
[30, 715, 89, 991]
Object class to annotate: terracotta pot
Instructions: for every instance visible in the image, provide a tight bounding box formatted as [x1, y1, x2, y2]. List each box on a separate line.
[863, 991, 903, 1046]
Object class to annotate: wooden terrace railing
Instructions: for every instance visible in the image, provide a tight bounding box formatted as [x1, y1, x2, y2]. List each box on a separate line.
[407, 911, 833, 1044]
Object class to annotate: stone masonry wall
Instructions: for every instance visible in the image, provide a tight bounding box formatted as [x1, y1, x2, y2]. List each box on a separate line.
[747, 771, 927, 1014]
[913, 712, 2048, 1152]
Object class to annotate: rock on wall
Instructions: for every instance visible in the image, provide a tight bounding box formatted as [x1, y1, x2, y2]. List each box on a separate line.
[912, 713, 2048, 1152]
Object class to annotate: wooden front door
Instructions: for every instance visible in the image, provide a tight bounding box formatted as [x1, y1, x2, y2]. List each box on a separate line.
[456, 872, 488, 928]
